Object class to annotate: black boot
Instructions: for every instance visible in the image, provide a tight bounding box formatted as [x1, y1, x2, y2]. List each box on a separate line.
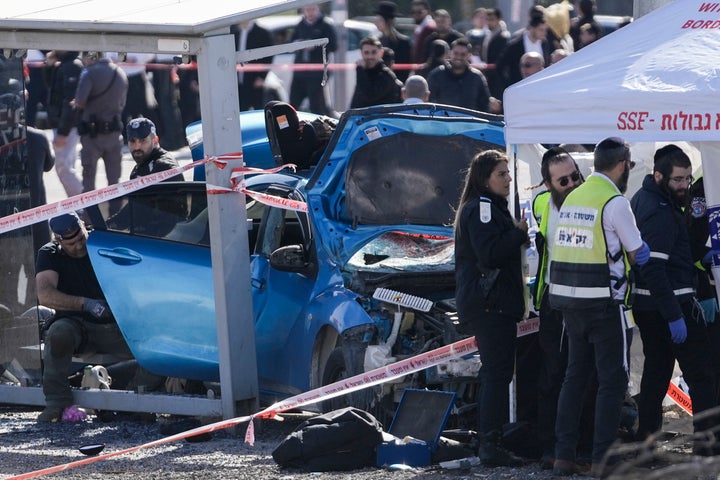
[478, 430, 523, 467]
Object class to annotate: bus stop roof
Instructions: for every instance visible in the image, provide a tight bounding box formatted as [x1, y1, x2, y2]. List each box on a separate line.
[0, 0, 318, 53]
[2, 0, 310, 35]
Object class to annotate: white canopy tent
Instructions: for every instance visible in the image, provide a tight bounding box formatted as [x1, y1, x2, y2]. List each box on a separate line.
[504, 0, 720, 258]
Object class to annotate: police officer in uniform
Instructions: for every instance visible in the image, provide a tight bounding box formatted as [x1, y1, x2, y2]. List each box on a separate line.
[74, 51, 128, 195]
[126, 117, 184, 181]
[630, 145, 717, 449]
[549, 137, 649, 476]
[454, 149, 529, 467]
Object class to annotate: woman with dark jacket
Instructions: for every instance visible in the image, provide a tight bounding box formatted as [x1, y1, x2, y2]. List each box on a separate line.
[454, 149, 529, 466]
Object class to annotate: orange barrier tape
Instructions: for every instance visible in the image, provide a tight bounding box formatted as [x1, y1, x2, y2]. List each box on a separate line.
[666, 378, 693, 415]
[8, 336, 479, 479]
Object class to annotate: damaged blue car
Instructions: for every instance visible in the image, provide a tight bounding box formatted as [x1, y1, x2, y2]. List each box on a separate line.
[86, 103, 505, 412]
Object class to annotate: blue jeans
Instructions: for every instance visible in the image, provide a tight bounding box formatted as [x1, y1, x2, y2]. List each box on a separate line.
[555, 304, 628, 463]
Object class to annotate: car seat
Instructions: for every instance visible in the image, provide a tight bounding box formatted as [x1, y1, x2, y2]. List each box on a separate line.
[264, 101, 336, 171]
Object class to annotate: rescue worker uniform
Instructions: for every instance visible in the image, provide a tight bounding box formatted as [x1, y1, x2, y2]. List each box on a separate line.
[631, 174, 716, 439]
[549, 173, 643, 466]
[532, 191, 593, 466]
[688, 176, 720, 402]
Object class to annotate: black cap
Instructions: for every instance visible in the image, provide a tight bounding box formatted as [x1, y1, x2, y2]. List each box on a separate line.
[375, 1, 399, 19]
[126, 117, 156, 140]
[49, 212, 82, 239]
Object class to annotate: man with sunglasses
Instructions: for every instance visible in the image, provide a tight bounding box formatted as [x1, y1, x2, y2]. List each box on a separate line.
[549, 137, 650, 476]
[35, 212, 157, 422]
[531, 147, 584, 469]
[630, 145, 718, 451]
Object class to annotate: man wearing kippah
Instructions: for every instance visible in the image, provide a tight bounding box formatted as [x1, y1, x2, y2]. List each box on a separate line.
[126, 117, 184, 181]
[35, 212, 144, 422]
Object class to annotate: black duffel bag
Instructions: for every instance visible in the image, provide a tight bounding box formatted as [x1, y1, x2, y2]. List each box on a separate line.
[272, 407, 385, 472]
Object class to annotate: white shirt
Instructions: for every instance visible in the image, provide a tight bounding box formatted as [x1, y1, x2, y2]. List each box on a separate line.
[522, 31, 544, 57]
[593, 173, 643, 300]
[544, 199, 560, 285]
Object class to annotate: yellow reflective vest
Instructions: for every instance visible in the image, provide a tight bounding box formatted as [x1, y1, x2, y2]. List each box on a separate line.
[548, 175, 627, 310]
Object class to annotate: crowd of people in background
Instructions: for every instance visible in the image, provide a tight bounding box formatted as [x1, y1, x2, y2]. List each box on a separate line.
[24, 1, 632, 148]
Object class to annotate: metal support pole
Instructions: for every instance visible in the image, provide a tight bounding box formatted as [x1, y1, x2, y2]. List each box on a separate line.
[197, 33, 259, 420]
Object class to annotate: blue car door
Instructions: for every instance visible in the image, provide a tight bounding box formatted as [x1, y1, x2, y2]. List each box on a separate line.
[251, 190, 316, 394]
[86, 183, 220, 381]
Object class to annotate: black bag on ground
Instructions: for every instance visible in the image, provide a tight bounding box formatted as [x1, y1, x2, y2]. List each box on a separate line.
[272, 407, 385, 471]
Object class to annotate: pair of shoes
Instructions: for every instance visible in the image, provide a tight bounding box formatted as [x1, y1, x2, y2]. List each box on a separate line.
[552, 458, 590, 476]
[540, 453, 555, 470]
[37, 406, 66, 423]
[477, 430, 523, 467]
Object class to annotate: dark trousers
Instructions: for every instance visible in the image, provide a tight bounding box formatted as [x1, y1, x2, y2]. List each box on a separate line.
[635, 302, 717, 437]
[555, 304, 628, 463]
[473, 312, 518, 434]
[537, 292, 569, 454]
[290, 73, 331, 116]
[538, 291, 597, 458]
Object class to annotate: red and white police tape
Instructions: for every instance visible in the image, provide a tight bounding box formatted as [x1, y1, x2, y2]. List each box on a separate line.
[0, 153, 302, 236]
[7, 336, 478, 480]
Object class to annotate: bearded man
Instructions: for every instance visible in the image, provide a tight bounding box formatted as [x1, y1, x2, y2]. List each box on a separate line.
[531, 147, 584, 469]
[630, 144, 718, 452]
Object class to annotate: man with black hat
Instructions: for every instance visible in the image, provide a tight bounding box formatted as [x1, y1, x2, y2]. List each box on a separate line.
[35, 212, 135, 422]
[126, 117, 184, 181]
[375, 1, 411, 82]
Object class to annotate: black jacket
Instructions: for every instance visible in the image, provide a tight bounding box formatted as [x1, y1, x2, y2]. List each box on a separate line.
[350, 62, 401, 108]
[455, 192, 528, 322]
[46, 52, 83, 135]
[495, 33, 551, 91]
[130, 147, 184, 181]
[231, 22, 274, 86]
[427, 63, 491, 112]
[291, 15, 337, 78]
[688, 176, 715, 300]
[630, 174, 696, 320]
[380, 30, 411, 82]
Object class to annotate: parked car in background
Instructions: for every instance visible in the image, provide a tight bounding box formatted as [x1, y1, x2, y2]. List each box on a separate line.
[595, 14, 633, 35]
[255, 15, 380, 112]
[86, 103, 505, 418]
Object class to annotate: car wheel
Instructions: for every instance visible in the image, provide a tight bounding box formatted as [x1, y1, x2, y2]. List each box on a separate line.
[320, 347, 349, 413]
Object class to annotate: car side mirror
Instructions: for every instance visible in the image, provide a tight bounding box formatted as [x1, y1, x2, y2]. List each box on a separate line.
[269, 244, 309, 272]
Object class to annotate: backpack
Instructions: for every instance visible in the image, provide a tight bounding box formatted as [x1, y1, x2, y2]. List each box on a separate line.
[272, 407, 385, 471]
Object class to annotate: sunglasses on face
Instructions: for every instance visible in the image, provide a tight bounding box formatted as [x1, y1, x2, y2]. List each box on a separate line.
[555, 171, 581, 187]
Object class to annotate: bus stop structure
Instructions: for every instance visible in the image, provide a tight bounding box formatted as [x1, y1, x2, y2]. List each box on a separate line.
[0, 0, 324, 420]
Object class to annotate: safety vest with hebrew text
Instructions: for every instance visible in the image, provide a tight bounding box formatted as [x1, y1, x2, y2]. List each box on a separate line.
[548, 175, 624, 310]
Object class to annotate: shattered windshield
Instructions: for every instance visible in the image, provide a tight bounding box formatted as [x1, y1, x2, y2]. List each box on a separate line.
[346, 231, 455, 273]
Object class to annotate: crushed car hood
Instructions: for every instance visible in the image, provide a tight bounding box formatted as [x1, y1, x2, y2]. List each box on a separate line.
[306, 103, 505, 263]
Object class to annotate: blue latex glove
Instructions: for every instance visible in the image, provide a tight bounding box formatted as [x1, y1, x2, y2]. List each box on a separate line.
[668, 317, 687, 344]
[699, 298, 718, 324]
[82, 298, 111, 320]
[702, 250, 720, 269]
[634, 241, 651, 266]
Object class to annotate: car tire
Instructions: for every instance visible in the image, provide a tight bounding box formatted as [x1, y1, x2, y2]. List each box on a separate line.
[320, 347, 349, 413]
